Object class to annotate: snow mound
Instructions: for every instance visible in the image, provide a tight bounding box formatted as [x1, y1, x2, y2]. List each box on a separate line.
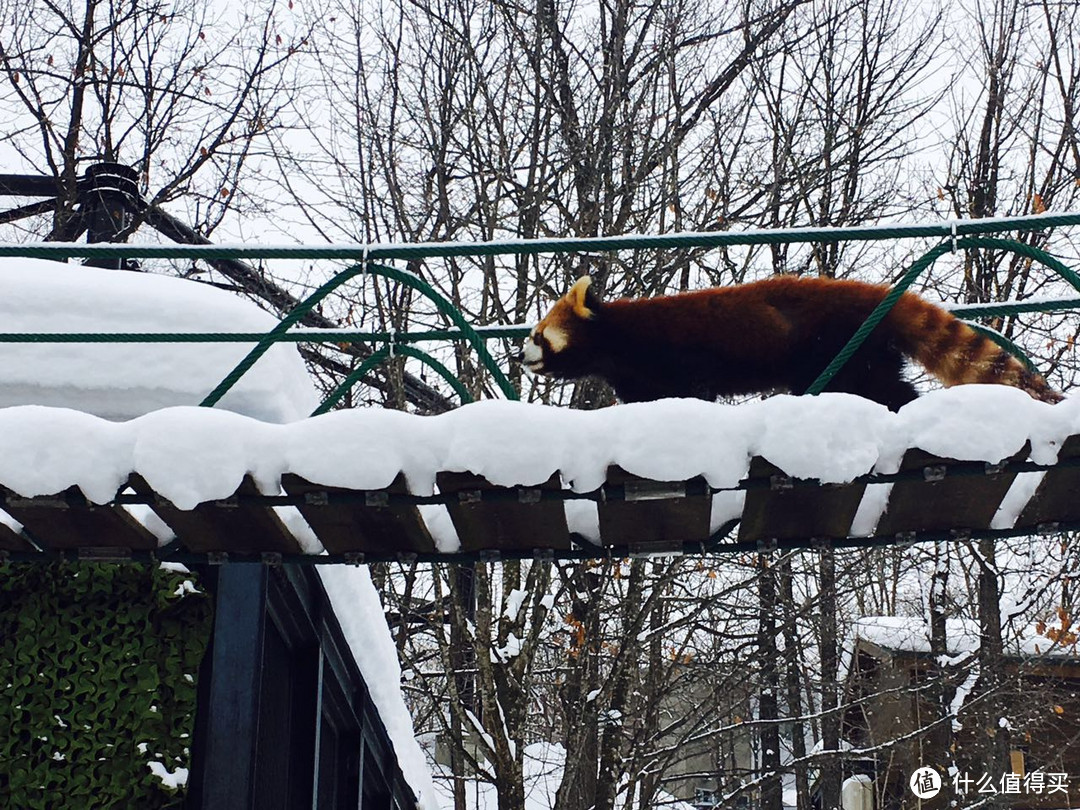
[0, 387, 1073, 510]
[0, 258, 317, 422]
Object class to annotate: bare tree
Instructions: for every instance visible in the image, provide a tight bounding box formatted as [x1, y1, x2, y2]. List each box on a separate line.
[0, 0, 308, 239]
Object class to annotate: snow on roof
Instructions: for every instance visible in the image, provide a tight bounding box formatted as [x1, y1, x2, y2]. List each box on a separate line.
[852, 615, 1080, 659]
[0, 257, 318, 422]
[319, 565, 439, 808]
[0, 258, 435, 804]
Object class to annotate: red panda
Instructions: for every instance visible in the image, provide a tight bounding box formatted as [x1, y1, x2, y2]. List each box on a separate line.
[521, 276, 1063, 411]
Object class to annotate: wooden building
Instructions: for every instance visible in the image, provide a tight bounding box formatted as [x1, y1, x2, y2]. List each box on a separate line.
[841, 617, 1080, 810]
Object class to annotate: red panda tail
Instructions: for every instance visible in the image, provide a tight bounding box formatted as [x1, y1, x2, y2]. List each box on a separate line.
[887, 293, 1063, 404]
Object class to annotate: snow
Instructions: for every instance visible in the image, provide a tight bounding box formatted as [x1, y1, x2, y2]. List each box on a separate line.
[0, 388, 1075, 533]
[0, 260, 436, 806]
[318, 565, 439, 809]
[0, 258, 317, 422]
[147, 761, 189, 790]
[429, 741, 697, 810]
[504, 588, 528, 622]
[852, 615, 1079, 658]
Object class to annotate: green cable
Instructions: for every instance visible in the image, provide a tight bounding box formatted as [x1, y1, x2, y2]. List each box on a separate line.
[312, 344, 473, 415]
[5, 210, 1080, 261]
[200, 262, 517, 408]
[806, 236, 1080, 395]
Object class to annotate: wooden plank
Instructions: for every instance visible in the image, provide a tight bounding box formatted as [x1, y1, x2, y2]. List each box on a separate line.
[595, 466, 711, 553]
[1014, 435, 1080, 531]
[0, 484, 158, 551]
[873, 448, 1022, 538]
[737, 457, 867, 545]
[436, 471, 569, 554]
[281, 473, 436, 556]
[130, 475, 301, 555]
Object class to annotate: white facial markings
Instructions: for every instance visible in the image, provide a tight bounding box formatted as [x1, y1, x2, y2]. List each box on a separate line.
[522, 329, 545, 374]
[543, 325, 568, 353]
[523, 339, 543, 367]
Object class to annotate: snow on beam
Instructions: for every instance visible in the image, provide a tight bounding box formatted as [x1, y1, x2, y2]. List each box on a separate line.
[0, 387, 1078, 558]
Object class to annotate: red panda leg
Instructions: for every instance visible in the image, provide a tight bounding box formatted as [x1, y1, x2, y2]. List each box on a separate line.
[808, 349, 918, 412]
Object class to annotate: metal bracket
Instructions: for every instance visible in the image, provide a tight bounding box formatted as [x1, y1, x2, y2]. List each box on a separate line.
[624, 480, 687, 501]
[365, 491, 389, 508]
[923, 465, 947, 483]
[895, 531, 918, 547]
[305, 490, 329, 507]
[769, 474, 795, 492]
[77, 546, 132, 563]
[517, 487, 542, 504]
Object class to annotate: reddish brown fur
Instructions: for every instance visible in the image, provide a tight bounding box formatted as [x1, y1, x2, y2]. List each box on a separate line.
[526, 276, 1062, 410]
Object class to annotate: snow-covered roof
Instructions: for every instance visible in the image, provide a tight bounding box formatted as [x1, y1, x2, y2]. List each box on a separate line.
[0, 257, 434, 806]
[852, 615, 1080, 660]
[0, 257, 317, 422]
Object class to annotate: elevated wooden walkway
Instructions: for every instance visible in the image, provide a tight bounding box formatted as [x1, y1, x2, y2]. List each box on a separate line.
[3, 440, 1078, 564]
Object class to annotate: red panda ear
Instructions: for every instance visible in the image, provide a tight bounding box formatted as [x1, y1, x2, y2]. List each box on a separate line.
[567, 276, 599, 320]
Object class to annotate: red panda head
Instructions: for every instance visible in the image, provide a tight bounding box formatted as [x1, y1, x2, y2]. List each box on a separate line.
[522, 276, 601, 380]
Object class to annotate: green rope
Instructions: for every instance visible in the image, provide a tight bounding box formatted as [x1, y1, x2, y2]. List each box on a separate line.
[311, 344, 473, 415]
[0, 326, 533, 344]
[5, 211, 1080, 261]
[805, 236, 1080, 395]
[200, 262, 517, 408]
[949, 297, 1080, 319]
[7, 297, 1080, 346]
[361, 264, 517, 401]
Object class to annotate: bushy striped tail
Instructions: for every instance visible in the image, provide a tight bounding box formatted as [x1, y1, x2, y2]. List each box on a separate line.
[889, 293, 1063, 404]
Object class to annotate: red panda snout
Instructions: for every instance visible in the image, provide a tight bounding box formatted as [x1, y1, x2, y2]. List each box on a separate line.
[522, 331, 547, 375]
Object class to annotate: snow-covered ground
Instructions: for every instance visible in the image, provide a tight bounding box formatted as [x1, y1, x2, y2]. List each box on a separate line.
[429, 742, 697, 810]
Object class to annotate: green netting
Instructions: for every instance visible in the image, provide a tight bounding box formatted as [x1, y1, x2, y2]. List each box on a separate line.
[0, 562, 212, 809]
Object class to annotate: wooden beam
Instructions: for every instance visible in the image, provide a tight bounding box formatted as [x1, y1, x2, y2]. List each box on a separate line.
[738, 457, 866, 544]
[436, 471, 569, 554]
[873, 449, 1021, 538]
[0, 484, 157, 551]
[281, 473, 436, 556]
[1015, 435, 1080, 531]
[130, 475, 302, 555]
[596, 466, 711, 553]
[0, 517, 35, 552]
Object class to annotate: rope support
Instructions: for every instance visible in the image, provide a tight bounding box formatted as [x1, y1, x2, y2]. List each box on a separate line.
[3, 216, 1080, 410]
[804, 236, 1080, 395]
[4, 211, 1080, 261]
